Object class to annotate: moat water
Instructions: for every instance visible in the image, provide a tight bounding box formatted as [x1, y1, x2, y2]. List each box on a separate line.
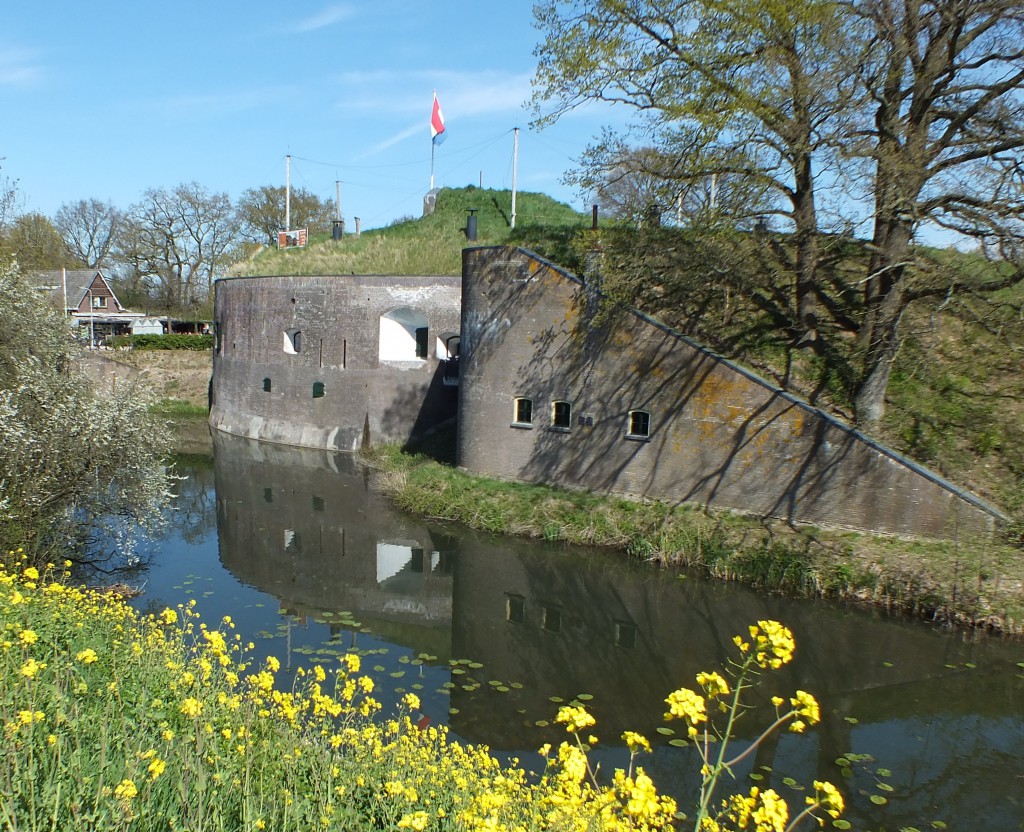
[130, 427, 1024, 831]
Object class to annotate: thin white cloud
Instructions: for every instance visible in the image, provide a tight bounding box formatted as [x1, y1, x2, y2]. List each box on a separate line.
[364, 123, 424, 156]
[0, 45, 44, 88]
[333, 71, 533, 118]
[291, 4, 355, 33]
[147, 85, 304, 119]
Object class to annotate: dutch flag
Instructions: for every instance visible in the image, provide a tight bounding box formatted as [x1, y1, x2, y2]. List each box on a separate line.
[431, 92, 446, 145]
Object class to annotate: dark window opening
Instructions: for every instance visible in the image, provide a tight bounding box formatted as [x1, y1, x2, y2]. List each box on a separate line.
[615, 621, 637, 649]
[506, 594, 525, 624]
[513, 397, 533, 425]
[312, 495, 324, 512]
[627, 410, 651, 439]
[415, 326, 429, 359]
[263, 377, 272, 392]
[552, 400, 572, 430]
[312, 381, 325, 398]
[542, 605, 562, 633]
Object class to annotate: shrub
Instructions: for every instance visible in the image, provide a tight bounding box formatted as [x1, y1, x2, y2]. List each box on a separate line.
[108, 334, 214, 351]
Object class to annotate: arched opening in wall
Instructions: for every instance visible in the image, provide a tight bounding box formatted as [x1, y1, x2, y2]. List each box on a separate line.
[379, 308, 429, 362]
[437, 332, 460, 385]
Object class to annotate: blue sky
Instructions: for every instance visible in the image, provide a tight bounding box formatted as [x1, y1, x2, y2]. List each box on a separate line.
[1, 2, 627, 230]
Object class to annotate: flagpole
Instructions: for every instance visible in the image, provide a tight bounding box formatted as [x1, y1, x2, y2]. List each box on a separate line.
[430, 89, 436, 191]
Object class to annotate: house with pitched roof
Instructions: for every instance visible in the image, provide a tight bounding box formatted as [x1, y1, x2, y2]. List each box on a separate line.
[29, 269, 144, 344]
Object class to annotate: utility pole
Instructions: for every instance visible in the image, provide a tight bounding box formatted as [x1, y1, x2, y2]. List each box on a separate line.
[510, 127, 519, 230]
[285, 155, 291, 231]
[335, 180, 342, 220]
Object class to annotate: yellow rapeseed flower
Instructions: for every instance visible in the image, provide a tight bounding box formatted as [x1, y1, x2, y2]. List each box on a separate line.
[20, 658, 46, 678]
[555, 704, 596, 734]
[18, 629, 38, 645]
[664, 687, 707, 736]
[23, 566, 39, 581]
[402, 692, 421, 712]
[809, 780, 844, 819]
[180, 698, 203, 718]
[76, 648, 99, 664]
[622, 731, 651, 754]
[696, 671, 730, 698]
[113, 779, 138, 801]
[148, 758, 166, 780]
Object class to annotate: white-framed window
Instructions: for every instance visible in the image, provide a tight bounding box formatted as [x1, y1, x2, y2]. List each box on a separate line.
[513, 397, 533, 426]
[551, 400, 572, 430]
[283, 329, 302, 354]
[626, 410, 651, 439]
[91, 295, 107, 309]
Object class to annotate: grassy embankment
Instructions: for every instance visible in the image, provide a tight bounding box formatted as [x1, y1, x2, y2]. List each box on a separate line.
[1, 557, 850, 830]
[364, 435, 1024, 637]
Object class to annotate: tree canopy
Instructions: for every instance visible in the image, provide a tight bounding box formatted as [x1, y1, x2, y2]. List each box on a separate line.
[532, 0, 1024, 429]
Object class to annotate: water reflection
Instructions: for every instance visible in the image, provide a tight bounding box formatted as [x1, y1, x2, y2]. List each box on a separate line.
[176, 431, 1024, 830]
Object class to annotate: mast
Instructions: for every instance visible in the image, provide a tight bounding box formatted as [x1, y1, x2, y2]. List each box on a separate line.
[285, 154, 291, 231]
[511, 127, 519, 230]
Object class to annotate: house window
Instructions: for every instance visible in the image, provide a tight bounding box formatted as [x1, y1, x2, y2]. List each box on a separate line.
[551, 400, 572, 430]
[91, 295, 107, 309]
[263, 377, 272, 392]
[284, 329, 302, 354]
[312, 382, 325, 398]
[626, 410, 651, 439]
[513, 397, 533, 426]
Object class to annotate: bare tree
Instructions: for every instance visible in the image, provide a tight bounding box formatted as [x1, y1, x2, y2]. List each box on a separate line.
[54, 198, 124, 269]
[123, 183, 240, 313]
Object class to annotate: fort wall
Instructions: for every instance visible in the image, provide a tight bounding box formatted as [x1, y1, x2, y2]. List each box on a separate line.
[210, 274, 461, 451]
[457, 247, 1004, 540]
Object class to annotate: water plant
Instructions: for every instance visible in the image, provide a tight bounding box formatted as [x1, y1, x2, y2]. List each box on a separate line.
[1, 549, 846, 830]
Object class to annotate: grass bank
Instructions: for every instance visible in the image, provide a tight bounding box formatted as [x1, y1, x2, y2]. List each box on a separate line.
[363, 442, 1024, 638]
[1, 557, 851, 830]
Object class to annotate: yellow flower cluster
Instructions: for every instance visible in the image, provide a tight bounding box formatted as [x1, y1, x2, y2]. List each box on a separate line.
[735, 620, 796, 669]
[664, 687, 708, 736]
[555, 704, 596, 733]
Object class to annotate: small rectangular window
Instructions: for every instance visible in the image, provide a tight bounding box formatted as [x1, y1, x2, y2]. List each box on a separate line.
[415, 327, 429, 359]
[615, 621, 637, 649]
[627, 410, 651, 439]
[263, 377, 272, 392]
[513, 397, 533, 426]
[284, 329, 302, 354]
[506, 594, 525, 624]
[312, 381, 325, 398]
[542, 605, 562, 633]
[551, 400, 572, 430]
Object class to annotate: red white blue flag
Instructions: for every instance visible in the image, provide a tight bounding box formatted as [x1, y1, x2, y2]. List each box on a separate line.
[431, 92, 446, 144]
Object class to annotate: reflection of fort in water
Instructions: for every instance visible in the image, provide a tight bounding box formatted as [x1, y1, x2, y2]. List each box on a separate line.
[212, 431, 1023, 756]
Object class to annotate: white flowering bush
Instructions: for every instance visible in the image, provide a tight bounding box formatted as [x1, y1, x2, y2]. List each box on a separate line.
[0, 259, 170, 565]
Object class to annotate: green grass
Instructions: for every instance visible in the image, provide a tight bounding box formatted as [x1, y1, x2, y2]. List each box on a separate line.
[150, 399, 208, 418]
[364, 442, 1024, 636]
[232, 188, 593, 278]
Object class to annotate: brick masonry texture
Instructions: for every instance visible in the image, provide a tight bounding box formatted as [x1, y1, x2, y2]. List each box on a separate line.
[456, 246, 1003, 540]
[210, 274, 460, 451]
